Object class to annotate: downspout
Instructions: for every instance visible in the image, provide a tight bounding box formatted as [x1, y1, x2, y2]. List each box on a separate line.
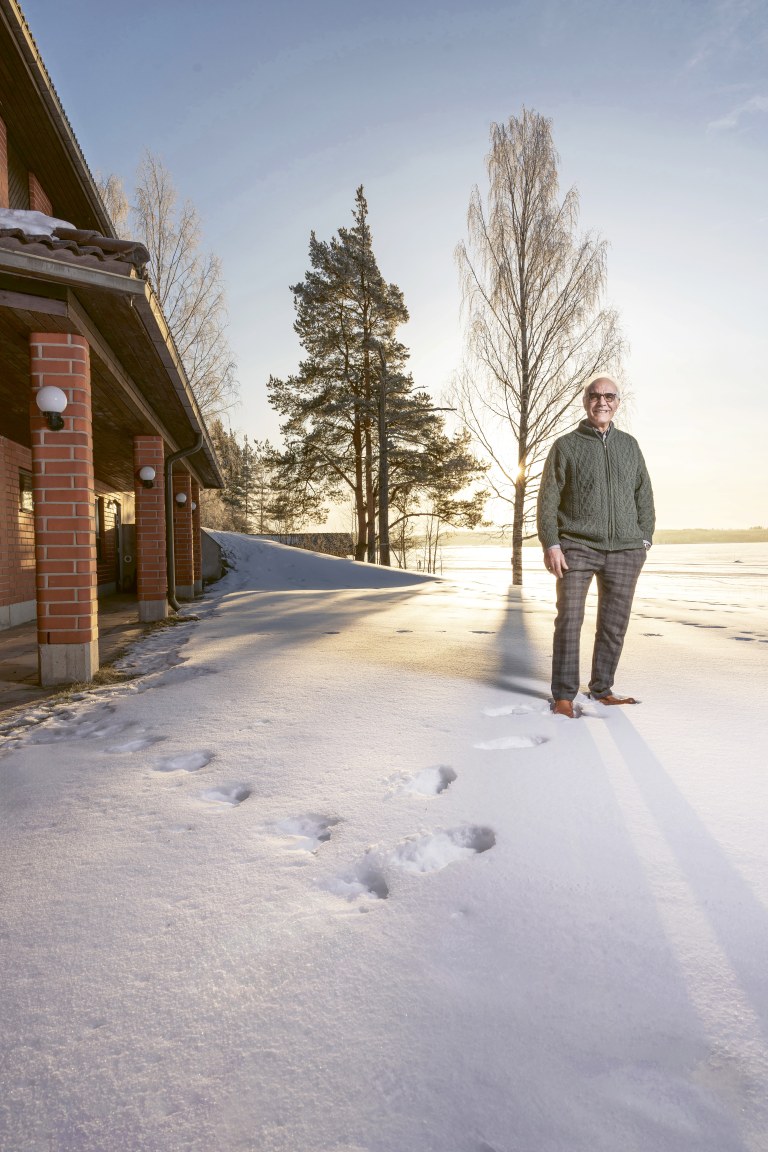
[165, 434, 203, 611]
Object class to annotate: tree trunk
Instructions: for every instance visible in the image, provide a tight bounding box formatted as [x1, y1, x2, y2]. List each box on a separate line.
[378, 362, 390, 565]
[364, 419, 376, 563]
[511, 475, 526, 585]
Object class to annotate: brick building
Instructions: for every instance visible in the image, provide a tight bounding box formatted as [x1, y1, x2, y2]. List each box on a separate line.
[0, 0, 223, 684]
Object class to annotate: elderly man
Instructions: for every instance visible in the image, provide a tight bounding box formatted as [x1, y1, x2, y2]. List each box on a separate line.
[537, 374, 655, 719]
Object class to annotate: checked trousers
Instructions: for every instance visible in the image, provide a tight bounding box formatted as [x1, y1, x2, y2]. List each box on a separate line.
[552, 542, 646, 701]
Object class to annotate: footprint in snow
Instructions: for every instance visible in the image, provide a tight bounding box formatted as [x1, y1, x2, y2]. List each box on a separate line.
[387, 765, 457, 797]
[199, 784, 251, 807]
[385, 826, 496, 874]
[325, 825, 495, 903]
[29, 703, 132, 744]
[153, 750, 213, 773]
[473, 735, 547, 750]
[273, 814, 341, 853]
[324, 858, 390, 902]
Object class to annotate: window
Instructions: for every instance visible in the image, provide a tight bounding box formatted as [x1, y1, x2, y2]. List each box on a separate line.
[19, 470, 33, 513]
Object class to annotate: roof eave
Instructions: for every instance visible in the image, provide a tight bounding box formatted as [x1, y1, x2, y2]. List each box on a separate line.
[0, 0, 115, 237]
[0, 245, 224, 488]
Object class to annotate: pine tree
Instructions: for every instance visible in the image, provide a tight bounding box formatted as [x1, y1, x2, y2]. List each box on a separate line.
[269, 187, 486, 563]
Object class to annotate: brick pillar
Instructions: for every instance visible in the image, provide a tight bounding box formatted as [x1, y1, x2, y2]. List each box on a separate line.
[172, 471, 194, 599]
[133, 435, 168, 622]
[30, 332, 99, 685]
[0, 116, 8, 209]
[191, 479, 202, 594]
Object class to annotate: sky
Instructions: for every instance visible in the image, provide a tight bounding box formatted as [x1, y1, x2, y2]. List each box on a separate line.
[21, 0, 768, 529]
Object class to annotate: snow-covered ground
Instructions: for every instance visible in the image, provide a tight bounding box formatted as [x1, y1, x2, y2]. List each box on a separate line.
[1, 535, 767, 1152]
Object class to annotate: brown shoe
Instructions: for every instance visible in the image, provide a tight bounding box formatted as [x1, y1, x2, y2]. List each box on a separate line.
[593, 694, 638, 706]
[552, 699, 576, 718]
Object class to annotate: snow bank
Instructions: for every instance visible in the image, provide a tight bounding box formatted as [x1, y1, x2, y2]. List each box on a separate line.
[209, 529, 436, 591]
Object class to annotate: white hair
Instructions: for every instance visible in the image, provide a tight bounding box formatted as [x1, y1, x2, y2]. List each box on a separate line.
[583, 373, 620, 402]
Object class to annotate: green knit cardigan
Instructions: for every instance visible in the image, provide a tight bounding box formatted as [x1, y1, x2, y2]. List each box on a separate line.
[537, 421, 655, 552]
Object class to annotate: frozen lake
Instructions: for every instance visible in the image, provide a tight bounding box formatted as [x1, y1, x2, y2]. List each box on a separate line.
[441, 542, 768, 626]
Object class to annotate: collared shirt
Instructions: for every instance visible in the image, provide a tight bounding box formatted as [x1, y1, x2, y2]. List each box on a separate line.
[587, 421, 613, 443]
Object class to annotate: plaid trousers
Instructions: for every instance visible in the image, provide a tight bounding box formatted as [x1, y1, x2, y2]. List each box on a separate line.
[552, 543, 646, 701]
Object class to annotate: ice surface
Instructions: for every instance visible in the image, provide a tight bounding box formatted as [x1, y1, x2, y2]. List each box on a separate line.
[1, 536, 767, 1152]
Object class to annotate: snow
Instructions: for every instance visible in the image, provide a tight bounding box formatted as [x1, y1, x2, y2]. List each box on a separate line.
[1, 535, 767, 1152]
[0, 207, 75, 236]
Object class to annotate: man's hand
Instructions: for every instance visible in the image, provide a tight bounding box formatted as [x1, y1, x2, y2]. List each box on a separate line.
[544, 545, 569, 578]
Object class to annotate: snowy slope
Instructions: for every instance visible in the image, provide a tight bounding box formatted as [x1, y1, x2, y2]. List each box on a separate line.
[1, 536, 767, 1152]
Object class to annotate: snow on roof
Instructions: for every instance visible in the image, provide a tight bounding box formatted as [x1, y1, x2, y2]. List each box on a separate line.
[0, 207, 74, 236]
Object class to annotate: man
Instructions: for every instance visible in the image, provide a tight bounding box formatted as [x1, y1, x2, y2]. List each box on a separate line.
[536, 374, 655, 719]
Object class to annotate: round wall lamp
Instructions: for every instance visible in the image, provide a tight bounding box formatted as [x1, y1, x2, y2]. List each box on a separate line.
[138, 465, 156, 489]
[190, 501, 197, 511]
[36, 385, 68, 431]
[175, 491, 188, 505]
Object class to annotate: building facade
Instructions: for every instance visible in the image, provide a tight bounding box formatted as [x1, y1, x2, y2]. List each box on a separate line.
[0, 0, 222, 684]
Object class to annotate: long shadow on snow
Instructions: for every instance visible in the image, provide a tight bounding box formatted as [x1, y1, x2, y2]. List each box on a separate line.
[609, 711, 768, 1046]
[484, 584, 552, 700]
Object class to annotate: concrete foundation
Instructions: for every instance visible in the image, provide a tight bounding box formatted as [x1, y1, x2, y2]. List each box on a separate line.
[39, 639, 100, 686]
[138, 599, 168, 623]
[0, 600, 36, 631]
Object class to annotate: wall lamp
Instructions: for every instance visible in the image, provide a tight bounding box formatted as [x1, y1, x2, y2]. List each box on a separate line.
[36, 385, 68, 431]
[138, 465, 156, 489]
[175, 491, 188, 506]
[190, 501, 197, 511]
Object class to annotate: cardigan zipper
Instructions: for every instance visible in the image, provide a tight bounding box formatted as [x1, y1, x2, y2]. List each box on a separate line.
[603, 439, 614, 544]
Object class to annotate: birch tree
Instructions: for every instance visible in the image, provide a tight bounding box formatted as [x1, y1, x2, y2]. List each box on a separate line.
[97, 153, 237, 422]
[455, 109, 624, 584]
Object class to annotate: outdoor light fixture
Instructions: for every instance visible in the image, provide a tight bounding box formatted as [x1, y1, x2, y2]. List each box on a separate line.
[175, 491, 188, 505]
[35, 385, 68, 431]
[138, 465, 156, 489]
[190, 501, 197, 511]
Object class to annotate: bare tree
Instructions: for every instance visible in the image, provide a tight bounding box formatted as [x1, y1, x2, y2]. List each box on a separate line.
[455, 109, 624, 584]
[97, 154, 237, 422]
[95, 172, 130, 237]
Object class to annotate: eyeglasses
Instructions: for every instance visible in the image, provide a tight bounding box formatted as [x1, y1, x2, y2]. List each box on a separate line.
[587, 392, 618, 403]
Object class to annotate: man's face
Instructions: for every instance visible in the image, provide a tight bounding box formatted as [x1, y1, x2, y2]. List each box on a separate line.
[583, 379, 620, 431]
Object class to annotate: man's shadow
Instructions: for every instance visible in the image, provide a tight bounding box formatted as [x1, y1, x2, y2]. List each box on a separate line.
[488, 583, 552, 700]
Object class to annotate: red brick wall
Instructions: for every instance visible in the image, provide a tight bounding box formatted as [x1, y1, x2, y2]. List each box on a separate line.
[172, 471, 194, 589]
[191, 479, 201, 584]
[28, 171, 53, 216]
[29, 332, 97, 646]
[0, 437, 35, 609]
[133, 436, 167, 604]
[0, 116, 8, 210]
